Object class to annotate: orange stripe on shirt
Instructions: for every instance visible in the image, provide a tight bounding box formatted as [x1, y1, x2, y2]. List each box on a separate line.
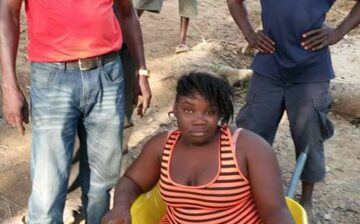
[160, 126, 263, 224]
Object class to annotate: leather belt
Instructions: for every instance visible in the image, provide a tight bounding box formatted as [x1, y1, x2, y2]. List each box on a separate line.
[64, 51, 119, 71]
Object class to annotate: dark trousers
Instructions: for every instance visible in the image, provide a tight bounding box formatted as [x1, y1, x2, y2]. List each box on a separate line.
[236, 73, 334, 182]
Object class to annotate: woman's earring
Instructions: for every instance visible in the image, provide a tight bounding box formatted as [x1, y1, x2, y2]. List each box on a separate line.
[168, 111, 175, 119]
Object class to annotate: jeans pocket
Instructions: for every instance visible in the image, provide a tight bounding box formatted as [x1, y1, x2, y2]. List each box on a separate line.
[102, 58, 123, 83]
[31, 64, 56, 88]
[314, 94, 334, 141]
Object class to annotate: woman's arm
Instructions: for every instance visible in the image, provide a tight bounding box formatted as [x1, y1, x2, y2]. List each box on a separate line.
[236, 130, 294, 224]
[101, 132, 168, 224]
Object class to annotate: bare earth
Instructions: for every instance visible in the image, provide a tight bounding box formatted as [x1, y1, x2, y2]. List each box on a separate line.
[0, 0, 359, 223]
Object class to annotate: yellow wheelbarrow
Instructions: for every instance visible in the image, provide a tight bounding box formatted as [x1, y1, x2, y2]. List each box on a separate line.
[130, 184, 308, 224]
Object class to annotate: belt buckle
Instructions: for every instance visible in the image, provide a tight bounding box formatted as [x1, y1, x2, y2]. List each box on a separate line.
[78, 58, 97, 71]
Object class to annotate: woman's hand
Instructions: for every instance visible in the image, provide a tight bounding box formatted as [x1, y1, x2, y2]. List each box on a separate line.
[101, 206, 131, 224]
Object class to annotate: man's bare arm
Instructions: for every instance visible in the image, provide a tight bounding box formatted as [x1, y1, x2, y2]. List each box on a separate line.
[302, 1, 360, 50]
[116, 0, 151, 117]
[335, 1, 360, 37]
[227, 0, 275, 53]
[0, 0, 29, 135]
[115, 0, 145, 70]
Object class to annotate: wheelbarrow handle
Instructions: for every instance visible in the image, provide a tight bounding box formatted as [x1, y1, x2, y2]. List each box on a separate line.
[287, 145, 309, 199]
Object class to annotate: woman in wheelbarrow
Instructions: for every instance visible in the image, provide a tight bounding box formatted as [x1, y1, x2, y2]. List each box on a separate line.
[102, 72, 294, 224]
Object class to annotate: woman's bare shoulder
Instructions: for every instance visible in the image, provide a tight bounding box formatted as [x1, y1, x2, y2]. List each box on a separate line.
[141, 130, 173, 156]
[235, 128, 273, 157]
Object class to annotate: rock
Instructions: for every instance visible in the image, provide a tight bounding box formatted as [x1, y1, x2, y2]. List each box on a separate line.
[331, 80, 360, 118]
[324, 213, 332, 220]
[326, 166, 331, 172]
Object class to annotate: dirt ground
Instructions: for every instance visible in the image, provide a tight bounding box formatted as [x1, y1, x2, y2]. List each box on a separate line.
[1, 0, 359, 223]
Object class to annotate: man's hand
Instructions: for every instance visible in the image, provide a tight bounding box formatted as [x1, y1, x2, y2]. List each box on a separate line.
[2, 85, 29, 135]
[135, 75, 151, 117]
[101, 206, 131, 224]
[302, 26, 343, 51]
[246, 30, 275, 53]
[0, 0, 27, 134]
[116, 0, 150, 117]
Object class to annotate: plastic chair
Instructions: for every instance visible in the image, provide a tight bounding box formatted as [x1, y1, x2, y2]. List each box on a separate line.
[285, 197, 308, 224]
[130, 184, 166, 224]
[130, 185, 308, 224]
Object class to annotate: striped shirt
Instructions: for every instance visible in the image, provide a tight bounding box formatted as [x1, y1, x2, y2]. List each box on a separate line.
[159, 127, 263, 224]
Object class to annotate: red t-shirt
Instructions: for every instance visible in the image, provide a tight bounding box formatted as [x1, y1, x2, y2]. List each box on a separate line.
[25, 0, 122, 62]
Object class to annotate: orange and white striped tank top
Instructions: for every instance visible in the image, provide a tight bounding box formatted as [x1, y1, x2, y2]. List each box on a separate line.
[159, 127, 263, 224]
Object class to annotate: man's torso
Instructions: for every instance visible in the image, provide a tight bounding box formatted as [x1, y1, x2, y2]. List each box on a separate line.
[25, 0, 122, 62]
[252, 0, 336, 82]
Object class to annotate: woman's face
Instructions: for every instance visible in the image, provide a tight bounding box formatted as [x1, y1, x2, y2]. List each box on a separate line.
[173, 92, 220, 145]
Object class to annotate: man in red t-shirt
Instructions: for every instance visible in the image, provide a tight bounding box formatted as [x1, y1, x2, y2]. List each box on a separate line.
[0, 0, 151, 223]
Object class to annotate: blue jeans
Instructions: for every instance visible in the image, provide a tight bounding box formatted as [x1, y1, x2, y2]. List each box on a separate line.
[28, 56, 124, 224]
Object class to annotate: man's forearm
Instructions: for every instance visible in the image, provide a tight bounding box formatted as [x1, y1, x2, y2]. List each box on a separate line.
[119, 13, 146, 69]
[227, 0, 255, 40]
[335, 1, 360, 37]
[116, 0, 146, 70]
[0, 0, 22, 90]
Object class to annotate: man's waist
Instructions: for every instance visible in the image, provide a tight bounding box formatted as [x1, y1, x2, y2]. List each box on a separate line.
[66, 51, 119, 71]
[31, 51, 119, 71]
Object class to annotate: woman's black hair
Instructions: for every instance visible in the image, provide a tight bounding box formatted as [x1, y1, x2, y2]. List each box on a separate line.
[176, 72, 234, 125]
